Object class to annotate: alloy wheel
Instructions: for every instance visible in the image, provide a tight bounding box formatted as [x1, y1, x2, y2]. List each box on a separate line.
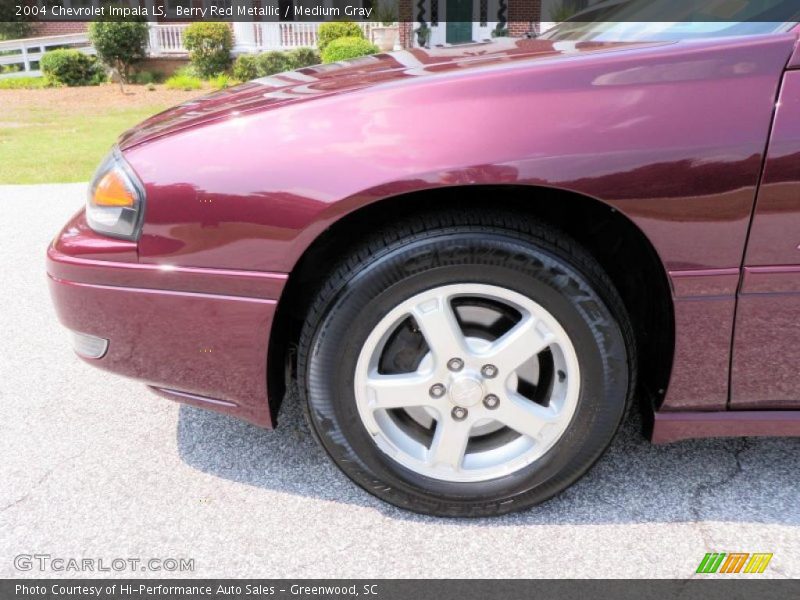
[354, 283, 581, 483]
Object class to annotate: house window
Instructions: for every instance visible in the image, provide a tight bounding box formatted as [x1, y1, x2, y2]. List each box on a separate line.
[431, 0, 438, 26]
[480, 0, 487, 26]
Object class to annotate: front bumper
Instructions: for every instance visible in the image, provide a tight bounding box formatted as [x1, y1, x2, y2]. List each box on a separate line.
[47, 210, 286, 428]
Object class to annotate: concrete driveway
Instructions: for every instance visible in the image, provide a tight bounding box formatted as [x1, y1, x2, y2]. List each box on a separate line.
[1, 183, 798, 578]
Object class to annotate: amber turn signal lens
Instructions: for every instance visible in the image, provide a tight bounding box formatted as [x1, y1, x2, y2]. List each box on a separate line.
[93, 170, 135, 207]
[86, 149, 144, 240]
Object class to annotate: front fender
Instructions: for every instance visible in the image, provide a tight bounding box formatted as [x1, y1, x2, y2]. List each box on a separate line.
[124, 33, 793, 278]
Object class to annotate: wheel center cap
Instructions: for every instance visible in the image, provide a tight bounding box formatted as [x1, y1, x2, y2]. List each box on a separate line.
[449, 376, 483, 408]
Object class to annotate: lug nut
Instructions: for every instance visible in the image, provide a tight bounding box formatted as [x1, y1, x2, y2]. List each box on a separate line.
[451, 406, 468, 421]
[429, 383, 446, 398]
[447, 358, 464, 372]
[483, 394, 500, 410]
[481, 364, 498, 379]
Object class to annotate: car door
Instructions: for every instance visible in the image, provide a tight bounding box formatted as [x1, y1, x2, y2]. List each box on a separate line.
[732, 66, 800, 409]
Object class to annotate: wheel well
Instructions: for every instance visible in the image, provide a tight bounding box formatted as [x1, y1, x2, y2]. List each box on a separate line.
[267, 185, 674, 422]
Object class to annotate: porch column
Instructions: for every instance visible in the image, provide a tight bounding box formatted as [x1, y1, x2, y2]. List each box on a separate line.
[147, 22, 162, 56]
[232, 2, 258, 54]
[399, 0, 415, 48]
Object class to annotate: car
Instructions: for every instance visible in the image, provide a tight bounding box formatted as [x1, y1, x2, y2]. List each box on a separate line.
[47, 16, 800, 517]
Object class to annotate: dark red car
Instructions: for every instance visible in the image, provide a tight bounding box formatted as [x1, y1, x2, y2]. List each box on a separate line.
[47, 18, 800, 516]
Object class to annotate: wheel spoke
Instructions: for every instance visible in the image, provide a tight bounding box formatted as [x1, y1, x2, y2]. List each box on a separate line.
[427, 416, 472, 471]
[411, 295, 469, 363]
[482, 315, 553, 374]
[365, 372, 435, 410]
[493, 392, 559, 441]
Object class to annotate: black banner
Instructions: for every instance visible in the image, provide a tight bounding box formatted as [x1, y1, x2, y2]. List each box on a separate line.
[3, 580, 800, 600]
[5, 0, 800, 24]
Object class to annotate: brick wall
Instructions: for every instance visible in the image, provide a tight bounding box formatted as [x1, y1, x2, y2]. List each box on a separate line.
[30, 22, 89, 38]
[508, 0, 541, 37]
[398, 0, 415, 50]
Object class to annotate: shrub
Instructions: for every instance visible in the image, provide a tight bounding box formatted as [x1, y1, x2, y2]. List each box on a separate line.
[232, 54, 258, 81]
[317, 21, 364, 52]
[321, 37, 379, 64]
[164, 73, 203, 91]
[133, 70, 156, 85]
[0, 76, 48, 90]
[242, 48, 320, 79]
[40, 49, 102, 87]
[209, 73, 234, 90]
[371, 0, 399, 25]
[550, 0, 581, 22]
[255, 51, 292, 77]
[173, 65, 200, 78]
[88, 20, 148, 86]
[183, 22, 233, 78]
[0, 22, 30, 42]
[288, 47, 320, 69]
[89, 67, 108, 86]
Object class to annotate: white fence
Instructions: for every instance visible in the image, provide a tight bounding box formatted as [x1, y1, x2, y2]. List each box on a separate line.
[0, 33, 95, 78]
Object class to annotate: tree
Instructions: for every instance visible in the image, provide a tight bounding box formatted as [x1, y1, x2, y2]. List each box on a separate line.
[0, 2, 32, 41]
[317, 22, 364, 52]
[183, 22, 233, 78]
[89, 20, 149, 91]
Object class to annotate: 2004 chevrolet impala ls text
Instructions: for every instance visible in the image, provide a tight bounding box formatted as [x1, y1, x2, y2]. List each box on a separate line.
[47, 18, 800, 516]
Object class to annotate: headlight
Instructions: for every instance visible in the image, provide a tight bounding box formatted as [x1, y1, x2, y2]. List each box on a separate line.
[86, 148, 145, 240]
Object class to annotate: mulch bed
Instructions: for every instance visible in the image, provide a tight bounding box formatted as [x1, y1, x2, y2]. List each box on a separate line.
[0, 84, 207, 112]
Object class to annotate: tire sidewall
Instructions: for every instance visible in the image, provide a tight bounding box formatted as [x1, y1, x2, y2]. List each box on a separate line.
[304, 231, 629, 516]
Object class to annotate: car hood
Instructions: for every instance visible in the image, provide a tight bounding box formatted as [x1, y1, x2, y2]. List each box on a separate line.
[119, 38, 654, 150]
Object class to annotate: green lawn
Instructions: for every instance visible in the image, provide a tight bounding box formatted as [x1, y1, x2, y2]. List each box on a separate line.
[0, 86, 204, 184]
[0, 104, 167, 184]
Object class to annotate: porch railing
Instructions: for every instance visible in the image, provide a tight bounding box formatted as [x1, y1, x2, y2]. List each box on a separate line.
[147, 23, 192, 56]
[252, 21, 376, 51]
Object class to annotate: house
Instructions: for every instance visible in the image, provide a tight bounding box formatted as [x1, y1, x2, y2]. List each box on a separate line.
[15, 0, 552, 47]
[4, 0, 590, 78]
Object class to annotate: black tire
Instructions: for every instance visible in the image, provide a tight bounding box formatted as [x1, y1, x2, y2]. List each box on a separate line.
[297, 210, 635, 517]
